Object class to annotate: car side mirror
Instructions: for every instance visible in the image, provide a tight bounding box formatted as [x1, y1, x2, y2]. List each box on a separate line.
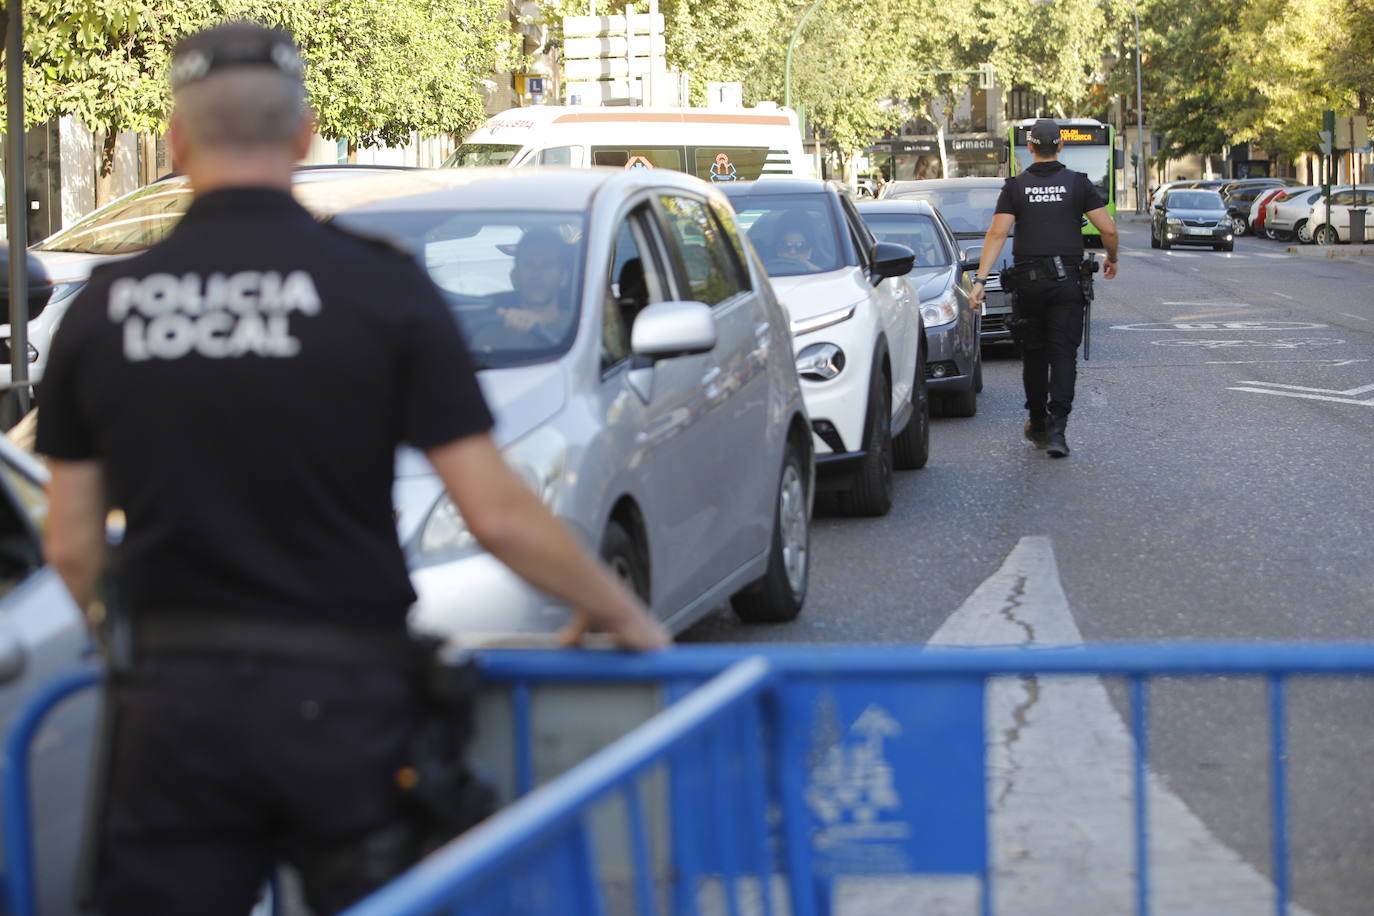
[960, 258, 981, 274]
[869, 241, 915, 283]
[631, 300, 716, 361]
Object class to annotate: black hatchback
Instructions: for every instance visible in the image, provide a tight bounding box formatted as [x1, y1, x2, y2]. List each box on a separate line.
[1151, 189, 1235, 251]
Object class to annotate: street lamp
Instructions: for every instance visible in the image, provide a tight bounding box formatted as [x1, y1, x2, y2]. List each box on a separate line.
[783, 0, 826, 111]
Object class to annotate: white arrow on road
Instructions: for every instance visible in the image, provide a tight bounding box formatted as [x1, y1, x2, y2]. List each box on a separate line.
[1228, 379, 1374, 406]
[864, 537, 1314, 916]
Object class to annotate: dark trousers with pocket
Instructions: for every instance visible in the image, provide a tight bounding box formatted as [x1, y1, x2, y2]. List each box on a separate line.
[95, 653, 419, 916]
[1014, 274, 1085, 418]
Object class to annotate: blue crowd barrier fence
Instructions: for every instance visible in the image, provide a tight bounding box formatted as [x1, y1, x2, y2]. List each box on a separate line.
[7, 643, 1374, 916]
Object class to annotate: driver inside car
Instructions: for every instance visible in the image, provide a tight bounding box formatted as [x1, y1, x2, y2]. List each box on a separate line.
[493, 227, 574, 343]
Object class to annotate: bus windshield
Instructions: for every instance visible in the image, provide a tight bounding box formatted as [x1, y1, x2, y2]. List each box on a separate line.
[1013, 146, 1110, 203]
[443, 143, 523, 168]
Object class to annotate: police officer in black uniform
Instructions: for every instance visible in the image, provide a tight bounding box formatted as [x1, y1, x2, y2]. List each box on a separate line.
[37, 23, 668, 916]
[971, 119, 1119, 457]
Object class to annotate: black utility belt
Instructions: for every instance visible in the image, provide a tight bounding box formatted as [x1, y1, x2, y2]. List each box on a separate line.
[1000, 257, 1082, 293]
[132, 611, 427, 670]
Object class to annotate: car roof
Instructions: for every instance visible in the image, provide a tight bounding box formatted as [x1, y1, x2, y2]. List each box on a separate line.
[718, 178, 831, 196]
[854, 198, 938, 217]
[884, 177, 1005, 193]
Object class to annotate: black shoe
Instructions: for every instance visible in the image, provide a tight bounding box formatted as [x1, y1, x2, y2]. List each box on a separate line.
[1023, 417, 1049, 448]
[1046, 415, 1070, 458]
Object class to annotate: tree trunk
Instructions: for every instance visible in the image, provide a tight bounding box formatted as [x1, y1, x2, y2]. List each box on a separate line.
[94, 131, 118, 208]
[347, 140, 358, 164]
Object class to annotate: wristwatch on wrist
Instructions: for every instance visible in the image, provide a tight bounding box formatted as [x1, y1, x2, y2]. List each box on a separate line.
[972, 276, 987, 285]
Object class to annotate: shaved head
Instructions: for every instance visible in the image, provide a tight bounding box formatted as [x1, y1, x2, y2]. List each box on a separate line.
[173, 68, 307, 153]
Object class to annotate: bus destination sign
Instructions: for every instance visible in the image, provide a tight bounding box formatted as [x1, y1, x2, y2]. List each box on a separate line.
[1014, 125, 1109, 146]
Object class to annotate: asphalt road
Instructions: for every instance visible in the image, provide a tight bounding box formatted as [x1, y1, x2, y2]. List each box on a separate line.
[682, 221, 1374, 915]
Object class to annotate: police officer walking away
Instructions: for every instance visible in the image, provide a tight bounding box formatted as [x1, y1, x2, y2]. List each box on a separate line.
[37, 23, 667, 916]
[970, 119, 1119, 457]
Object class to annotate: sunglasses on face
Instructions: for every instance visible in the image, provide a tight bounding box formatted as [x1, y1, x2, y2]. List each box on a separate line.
[782, 240, 810, 253]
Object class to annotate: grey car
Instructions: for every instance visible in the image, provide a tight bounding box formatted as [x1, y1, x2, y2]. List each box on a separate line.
[856, 199, 982, 417]
[881, 177, 1015, 346]
[322, 168, 815, 635]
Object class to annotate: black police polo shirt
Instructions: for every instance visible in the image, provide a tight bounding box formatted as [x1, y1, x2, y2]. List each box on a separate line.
[995, 161, 1106, 259]
[36, 188, 494, 629]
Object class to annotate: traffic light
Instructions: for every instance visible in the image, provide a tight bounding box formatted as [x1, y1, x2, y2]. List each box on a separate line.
[1318, 130, 1333, 155]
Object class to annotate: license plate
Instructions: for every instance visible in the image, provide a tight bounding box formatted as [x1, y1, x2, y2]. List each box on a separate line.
[1186, 227, 1213, 235]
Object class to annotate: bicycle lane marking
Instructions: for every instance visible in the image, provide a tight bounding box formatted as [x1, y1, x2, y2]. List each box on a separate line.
[911, 536, 1316, 916]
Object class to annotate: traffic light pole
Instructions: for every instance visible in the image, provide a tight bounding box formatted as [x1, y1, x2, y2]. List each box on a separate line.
[1322, 110, 1334, 245]
[6, 0, 32, 415]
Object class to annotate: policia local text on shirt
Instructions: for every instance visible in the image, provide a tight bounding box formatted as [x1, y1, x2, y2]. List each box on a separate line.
[970, 119, 1119, 458]
[36, 23, 669, 916]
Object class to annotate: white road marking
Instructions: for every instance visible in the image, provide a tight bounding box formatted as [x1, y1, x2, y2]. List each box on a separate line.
[1235, 380, 1374, 396]
[1340, 312, 1371, 321]
[1273, 292, 1295, 300]
[1159, 301, 1253, 308]
[1205, 358, 1367, 366]
[1229, 387, 1374, 406]
[904, 538, 1316, 916]
[1256, 253, 1291, 259]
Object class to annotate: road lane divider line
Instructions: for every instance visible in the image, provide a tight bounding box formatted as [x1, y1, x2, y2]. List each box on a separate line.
[924, 536, 1314, 916]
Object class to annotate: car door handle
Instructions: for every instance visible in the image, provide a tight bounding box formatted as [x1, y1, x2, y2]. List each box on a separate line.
[0, 625, 28, 685]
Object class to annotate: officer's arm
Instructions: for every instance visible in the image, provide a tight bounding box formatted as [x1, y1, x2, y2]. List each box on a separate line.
[1085, 207, 1120, 278]
[425, 433, 670, 651]
[971, 213, 1015, 307]
[45, 460, 108, 613]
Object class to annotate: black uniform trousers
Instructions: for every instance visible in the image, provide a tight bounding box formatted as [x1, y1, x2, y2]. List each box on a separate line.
[96, 653, 418, 916]
[1014, 272, 1086, 419]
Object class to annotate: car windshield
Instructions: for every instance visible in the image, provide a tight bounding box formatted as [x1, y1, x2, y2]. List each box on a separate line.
[443, 143, 523, 168]
[861, 213, 949, 267]
[335, 209, 585, 370]
[34, 182, 193, 254]
[1012, 146, 1110, 205]
[727, 193, 843, 277]
[1167, 191, 1223, 210]
[887, 187, 1005, 234]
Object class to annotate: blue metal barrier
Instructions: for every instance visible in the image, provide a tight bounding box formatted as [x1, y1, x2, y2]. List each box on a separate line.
[343, 643, 1374, 916]
[9, 644, 1374, 916]
[1, 663, 102, 916]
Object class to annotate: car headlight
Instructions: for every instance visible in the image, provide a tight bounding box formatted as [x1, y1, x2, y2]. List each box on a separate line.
[920, 290, 959, 327]
[795, 342, 845, 381]
[44, 281, 86, 306]
[417, 426, 567, 557]
[790, 304, 856, 337]
[1165, 217, 1184, 227]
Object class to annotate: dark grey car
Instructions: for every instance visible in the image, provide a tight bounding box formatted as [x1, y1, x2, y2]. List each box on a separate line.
[1151, 189, 1235, 251]
[856, 199, 982, 417]
[881, 177, 1015, 346]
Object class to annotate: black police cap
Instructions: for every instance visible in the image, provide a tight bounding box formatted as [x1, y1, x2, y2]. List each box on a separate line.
[170, 23, 304, 91]
[1028, 119, 1062, 148]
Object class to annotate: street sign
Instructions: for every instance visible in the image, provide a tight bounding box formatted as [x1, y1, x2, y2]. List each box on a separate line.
[1335, 117, 1351, 149]
[1318, 129, 1333, 155]
[1350, 115, 1370, 152]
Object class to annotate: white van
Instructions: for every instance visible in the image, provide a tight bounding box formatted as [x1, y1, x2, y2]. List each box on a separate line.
[444, 105, 815, 181]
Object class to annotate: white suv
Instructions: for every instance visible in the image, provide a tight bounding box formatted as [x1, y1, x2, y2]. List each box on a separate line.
[723, 180, 928, 517]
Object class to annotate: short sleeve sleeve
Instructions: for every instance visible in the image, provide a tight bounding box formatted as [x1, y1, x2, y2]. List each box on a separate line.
[396, 266, 494, 449]
[1080, 173, 1106, 213]
[35, 294, 99, 461]
[995, 178, 1019, 216]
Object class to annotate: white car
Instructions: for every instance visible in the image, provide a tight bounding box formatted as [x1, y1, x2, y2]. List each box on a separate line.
[1304, 185, 1374, 244]
[721, 179, 928, 517]
[1262, 186, 1320, 241]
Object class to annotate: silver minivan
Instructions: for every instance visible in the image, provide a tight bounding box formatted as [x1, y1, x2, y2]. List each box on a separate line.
[324, 168, 814, 635]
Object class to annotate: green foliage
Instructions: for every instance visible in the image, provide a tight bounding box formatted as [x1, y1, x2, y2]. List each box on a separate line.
[3, 0, 517, 148]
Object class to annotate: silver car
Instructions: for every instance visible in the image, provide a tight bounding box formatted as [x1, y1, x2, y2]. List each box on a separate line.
[324, 168, 814, 634]
[856, 199, 982, 417]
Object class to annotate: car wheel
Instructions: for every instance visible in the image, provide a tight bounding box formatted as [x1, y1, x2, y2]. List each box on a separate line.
[1314, 224, 1340, 245]
[601, 519, 649, 603]
[837, 371, 894, 516]
[1295, 219, 1312, 244]
[893, 360, 929, 470]
[1150, 225, 1160, 248]
[731, 442, 808, 623]
[1231, 214, 1249, 236]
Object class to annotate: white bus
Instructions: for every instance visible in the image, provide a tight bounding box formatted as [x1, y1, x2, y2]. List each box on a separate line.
[444, 105, 814, 182]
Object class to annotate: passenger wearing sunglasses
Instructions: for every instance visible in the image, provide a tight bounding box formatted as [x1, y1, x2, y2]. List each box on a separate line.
[775, 230, 821, 271]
